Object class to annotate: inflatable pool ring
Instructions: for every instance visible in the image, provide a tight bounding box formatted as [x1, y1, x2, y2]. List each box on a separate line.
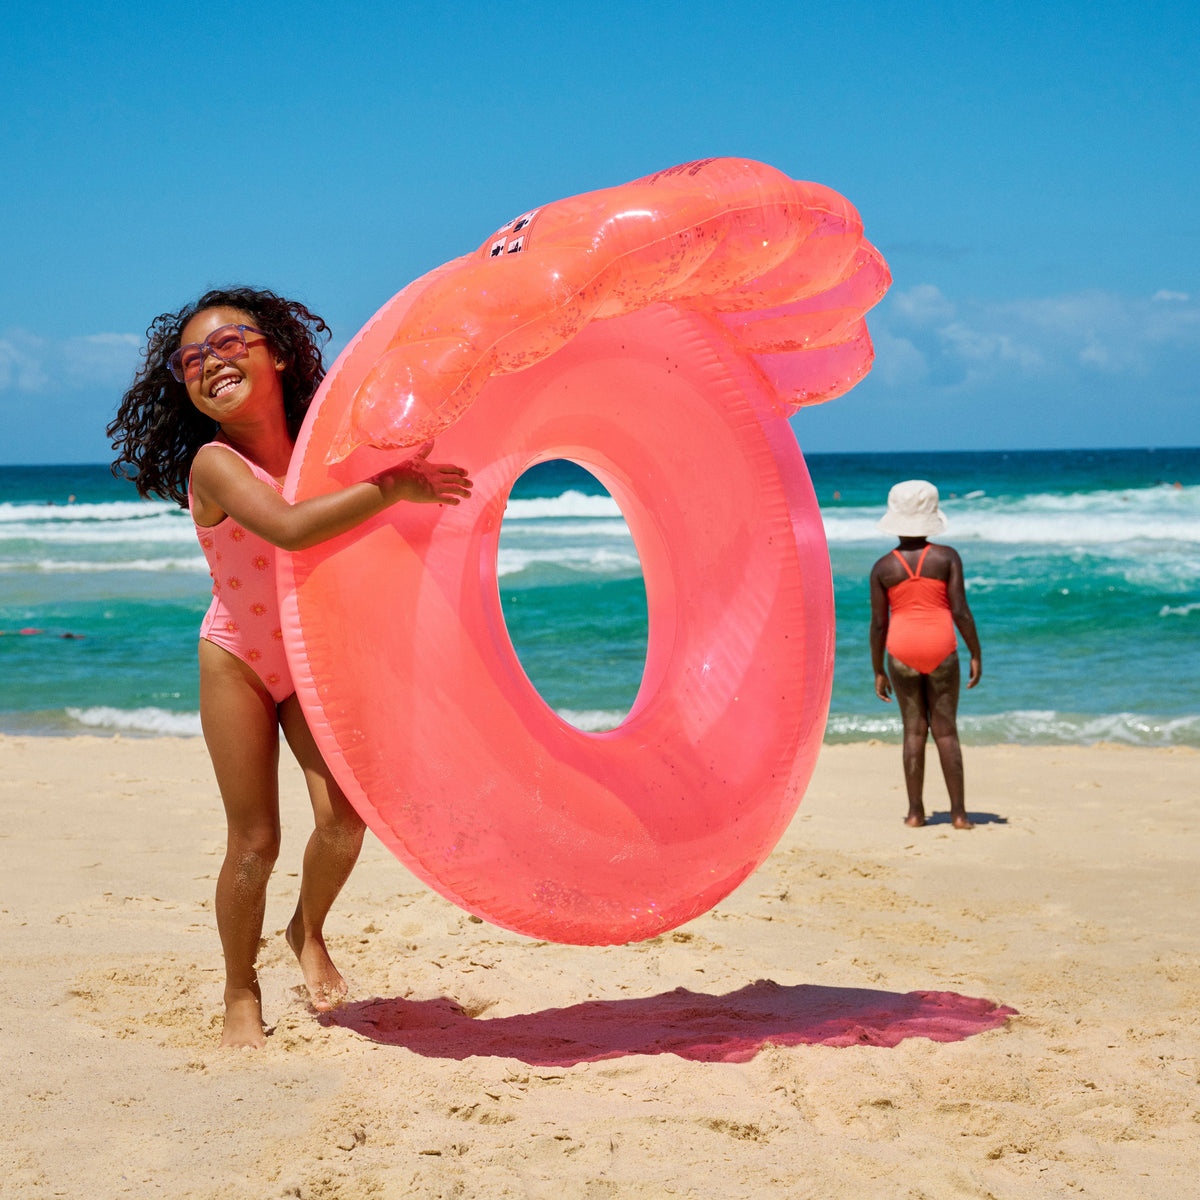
[279, 158, 889, 945]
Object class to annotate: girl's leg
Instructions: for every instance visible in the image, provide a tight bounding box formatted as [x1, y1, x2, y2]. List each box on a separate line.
[278, 694, 366, 1011]
[927, 652, 973, 829]
[887, 653, 930, 826]
[199, 639, 282, 1049]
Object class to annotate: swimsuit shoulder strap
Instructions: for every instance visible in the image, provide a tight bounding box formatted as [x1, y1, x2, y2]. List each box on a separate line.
[204, 437, 283, 493]
[913, 544, 932, 577]
[890, 548, 917, 579]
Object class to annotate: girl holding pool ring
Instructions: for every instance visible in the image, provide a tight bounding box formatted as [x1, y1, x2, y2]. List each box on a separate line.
[869, 480, 981, 831]
[109, 287, 472, 1048]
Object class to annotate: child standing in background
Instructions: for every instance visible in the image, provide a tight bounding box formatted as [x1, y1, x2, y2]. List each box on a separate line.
[869, 480, 981, 830]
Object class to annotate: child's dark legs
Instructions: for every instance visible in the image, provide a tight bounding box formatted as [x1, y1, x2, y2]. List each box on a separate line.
[889, 652, 971, 828]
[280, 696, 366, 1011]
[899, 724, 929, 826]
[927, 654, 973, 829]
[199, 640, 283, 1049]
[901, 729, 928, 825]
[888, 655, 930, 826]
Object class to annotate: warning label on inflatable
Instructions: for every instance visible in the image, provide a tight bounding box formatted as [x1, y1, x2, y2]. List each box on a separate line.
[486, 209, 539, 258]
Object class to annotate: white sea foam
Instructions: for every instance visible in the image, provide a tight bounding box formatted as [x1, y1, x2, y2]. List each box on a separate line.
[7, 485, 1195, 558]
[1, 556, 207, 573]
[497, 545, 642, 578]
[64, 706, 203, 736]
[822, 712, 904, 738]
[0, 514, 194, 545]
[49, 703, 1200, 745]
[502, 519, 632, 539]
[504, 491, 623, 520]
[0, 499, 176, 524]
[1160, 601, 1200, 617]
[824, 708, 1200, 747]
[822, 483, 1200, 546]
[555, 707, 629, 732]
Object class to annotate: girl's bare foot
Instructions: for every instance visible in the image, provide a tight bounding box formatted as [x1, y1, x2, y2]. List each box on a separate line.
[952, 814, 975, 830]
[286, 918, 349, 1011]
[904, 811, 926, 827]
[221, 983, 267, 1050]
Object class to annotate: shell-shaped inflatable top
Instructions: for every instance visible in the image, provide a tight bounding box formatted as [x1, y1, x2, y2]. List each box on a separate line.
[329, 157, 890, 462]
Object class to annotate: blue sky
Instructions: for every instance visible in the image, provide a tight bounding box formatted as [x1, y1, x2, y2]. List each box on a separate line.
[2, 0, 1197, 463]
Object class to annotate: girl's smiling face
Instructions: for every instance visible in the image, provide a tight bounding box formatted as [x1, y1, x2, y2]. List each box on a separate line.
[179, 306, 285, 426]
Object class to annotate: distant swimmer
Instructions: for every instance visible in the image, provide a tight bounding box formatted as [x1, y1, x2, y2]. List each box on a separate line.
[869, 480, 982, 830]
[0, 628, 84, 638]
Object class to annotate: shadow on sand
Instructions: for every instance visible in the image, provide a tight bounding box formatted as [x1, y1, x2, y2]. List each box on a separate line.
[923, 811, 1008, 826]
[321, 980, 1016, 1066]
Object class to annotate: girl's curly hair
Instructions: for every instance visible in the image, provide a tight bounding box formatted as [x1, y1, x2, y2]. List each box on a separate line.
[107, 287, 330, 506]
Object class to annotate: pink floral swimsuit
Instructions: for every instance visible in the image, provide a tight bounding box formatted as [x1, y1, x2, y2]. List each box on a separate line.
[189, 439, 294, 703]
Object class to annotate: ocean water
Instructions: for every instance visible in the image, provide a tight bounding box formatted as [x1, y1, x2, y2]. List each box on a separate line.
[1, 446, 1197, 746]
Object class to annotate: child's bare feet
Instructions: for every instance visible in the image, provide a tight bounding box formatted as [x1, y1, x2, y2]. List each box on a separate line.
[952, 814, 975, 830]
[220, 982, 267, 1050]
[904, 810, 926, 827]
[286, 918, 349, 1011]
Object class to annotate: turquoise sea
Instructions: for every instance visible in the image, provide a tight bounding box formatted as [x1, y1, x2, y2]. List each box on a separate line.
[1, 446, 1197, 745]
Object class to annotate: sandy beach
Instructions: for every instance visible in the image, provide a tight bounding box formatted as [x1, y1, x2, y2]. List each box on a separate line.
[2, 734, 1197, 1198]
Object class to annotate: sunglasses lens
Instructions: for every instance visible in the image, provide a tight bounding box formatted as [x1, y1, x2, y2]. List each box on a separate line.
[171, 347, 205, 381]
[208, 327, 247, 361]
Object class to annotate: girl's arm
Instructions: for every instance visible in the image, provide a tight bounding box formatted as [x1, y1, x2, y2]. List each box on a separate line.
[945, 548, 982, 688]
[868, 562, 892, 701]
[190, 444, 472, 551]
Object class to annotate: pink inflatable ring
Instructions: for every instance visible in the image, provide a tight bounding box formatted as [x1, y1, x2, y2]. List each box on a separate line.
[279, 159, 889, 944]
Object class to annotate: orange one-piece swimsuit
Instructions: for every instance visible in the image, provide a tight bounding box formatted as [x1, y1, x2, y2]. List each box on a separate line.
[885, 545, 958, 675]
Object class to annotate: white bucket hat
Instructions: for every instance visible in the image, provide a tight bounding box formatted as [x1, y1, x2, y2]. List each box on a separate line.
[877, 479, 948, 537]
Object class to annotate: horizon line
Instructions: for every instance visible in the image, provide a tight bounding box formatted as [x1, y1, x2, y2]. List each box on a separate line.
[4, 443, 1200, 470]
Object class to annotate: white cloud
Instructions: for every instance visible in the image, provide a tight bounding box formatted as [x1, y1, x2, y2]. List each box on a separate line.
[889, 283, 955, 324]
[873, 285, 1200, 391]
[0, 328, 141, 394]
[870, 327, 928, 386]
[0, 331, 51, 392]
[938, 321, 1044, 370]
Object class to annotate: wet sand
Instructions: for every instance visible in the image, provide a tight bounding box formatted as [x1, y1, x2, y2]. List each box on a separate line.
[2, 735, 1196, 1198]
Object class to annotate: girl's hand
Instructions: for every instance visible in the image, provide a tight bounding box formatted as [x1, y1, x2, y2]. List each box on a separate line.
[967, 655, 982, 688]
[377, 443, 473, 506]
[875, 671, 893, 702]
